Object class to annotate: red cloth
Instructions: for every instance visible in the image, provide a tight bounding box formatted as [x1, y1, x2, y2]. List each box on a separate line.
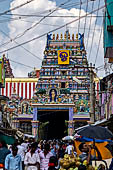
[48, 163, 55, 167]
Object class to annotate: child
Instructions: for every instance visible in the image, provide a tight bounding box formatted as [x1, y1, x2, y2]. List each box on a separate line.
[48, 156, 58, 170]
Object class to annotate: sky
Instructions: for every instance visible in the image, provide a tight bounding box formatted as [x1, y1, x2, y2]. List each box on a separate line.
[0, 0, 106, 77]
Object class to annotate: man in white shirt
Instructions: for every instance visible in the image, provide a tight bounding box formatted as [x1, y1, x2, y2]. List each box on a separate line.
[24, 143, 40, 170]
[65, 142, 74, 155]
[39, 143, 53, 170]
[17, 142, 26, 170]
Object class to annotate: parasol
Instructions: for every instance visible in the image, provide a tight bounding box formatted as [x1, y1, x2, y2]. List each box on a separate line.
[62, 135, 74, 141]
[77, 125, 113, 140]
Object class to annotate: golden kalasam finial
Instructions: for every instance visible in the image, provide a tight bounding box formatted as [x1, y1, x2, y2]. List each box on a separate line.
[64, 32, 66, 40]
[56, 34, 59, 40]
[53, 34, 55, 40]
[76, 33, 78, 40]
[60, 33, 63, 40]
[68, 32, 70, 40]
[72, 34, 74, 41]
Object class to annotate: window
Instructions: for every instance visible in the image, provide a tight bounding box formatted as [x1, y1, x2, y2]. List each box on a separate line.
[61, 71, 67, 76]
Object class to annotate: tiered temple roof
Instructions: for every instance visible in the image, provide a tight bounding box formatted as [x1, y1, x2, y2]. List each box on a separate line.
[34, 31, 90, 114]
[3, 54, 14, 78]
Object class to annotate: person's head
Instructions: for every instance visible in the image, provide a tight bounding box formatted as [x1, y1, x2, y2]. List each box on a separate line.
[12, 145, 18, 157]
[78, 164, 86, 170]
[44, 143, 50, 154]
[48, 156, 58, 168]
[1, 141, 7, 148]
[79, 143, 89, 153]
[98, 164, 105, 170]
[31, 143, 37, 153]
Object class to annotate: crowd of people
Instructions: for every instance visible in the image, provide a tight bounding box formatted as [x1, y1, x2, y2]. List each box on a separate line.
[0, 139, 112, 170]
[0, 139, 74, 170]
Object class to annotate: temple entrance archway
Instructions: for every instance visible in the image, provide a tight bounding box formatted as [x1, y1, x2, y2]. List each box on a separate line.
[38, 110, 69, 140]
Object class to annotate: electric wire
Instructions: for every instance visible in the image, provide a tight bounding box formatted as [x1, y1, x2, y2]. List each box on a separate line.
[0, 0, 36, 17]
[0, 0, 93, 48]
[0, 19, 100, 51]
[88, 0, 101, 61]
[86, 0, 95, 50]
[13, 0, 73, 41]
[0, 15, 107, 24]
[2, 0, 87, 17]
[0, 29, 42, 61]
[78, 0, 82, 34]
[0, 0, 77, 47]
[83, 0, 89, 35]
[10, 59, 34, 69]
[0, 3, 108, 54]
[0, 15, 110, 25]
[94, 25, 103, 65]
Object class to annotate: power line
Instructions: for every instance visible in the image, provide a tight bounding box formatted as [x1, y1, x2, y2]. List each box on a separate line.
[0, 3, 109, 54]
[2, 14, 109, 18]
[96, 64, 104, 69]
[10, 59, 34, 69]
[13, 0, 73, 41]
[94, 25, 103, 65]
[78, 0, 82, 34]
[0, 29, 42, 61]
[0, 0, 92, 48]
[88, 0, 101, 61]
[1, 0, 87, 17]
[0, 0, 36, 17]
[83, 0, 89, 35]
[86, 0, 95, 49]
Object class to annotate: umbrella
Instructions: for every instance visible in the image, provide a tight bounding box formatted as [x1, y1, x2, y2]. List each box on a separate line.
[77, 125, 113, 140]
[62, 136, 74, 141]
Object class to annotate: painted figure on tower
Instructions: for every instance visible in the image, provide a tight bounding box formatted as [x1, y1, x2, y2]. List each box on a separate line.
[50, 89, 57, 102]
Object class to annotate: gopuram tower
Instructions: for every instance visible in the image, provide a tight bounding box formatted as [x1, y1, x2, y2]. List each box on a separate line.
[32, 31, 90, 139]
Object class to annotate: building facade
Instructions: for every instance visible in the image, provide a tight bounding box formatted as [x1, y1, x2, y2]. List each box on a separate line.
[32, 31, 91, 139]
[2, 78, 38, 134]
[100, 73, 113, 120]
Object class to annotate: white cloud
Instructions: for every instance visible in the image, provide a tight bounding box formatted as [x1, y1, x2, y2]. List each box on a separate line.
[0, 0, 104, 77]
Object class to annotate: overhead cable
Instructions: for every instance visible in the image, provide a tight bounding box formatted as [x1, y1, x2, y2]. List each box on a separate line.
[0, 0, 92, 48]
[0, 29, 42, 61]
[83, 0, 89, 35]
[0, 2, 110, 54]
[10, 59, 34, 69]
[13, 0, 73, 41]
[0, 0, 36, 17]
[88, 0, 101, 61]
[78, 0, 82, 34]
[86, 0, 95, 49]
[94, 25, 103, 65]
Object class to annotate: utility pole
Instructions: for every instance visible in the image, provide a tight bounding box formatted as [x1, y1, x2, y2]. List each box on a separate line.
[89, 63, 95, 123]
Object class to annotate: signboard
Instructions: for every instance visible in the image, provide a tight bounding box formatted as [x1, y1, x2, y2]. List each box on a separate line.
[58, 50, 69, 64]
[0, 58, 5, 88]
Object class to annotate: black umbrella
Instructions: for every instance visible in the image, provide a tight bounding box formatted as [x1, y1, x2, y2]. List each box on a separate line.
[77, 125, 113, 139]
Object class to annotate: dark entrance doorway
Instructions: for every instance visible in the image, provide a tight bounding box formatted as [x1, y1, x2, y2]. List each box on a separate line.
[38, 110, 69, 140]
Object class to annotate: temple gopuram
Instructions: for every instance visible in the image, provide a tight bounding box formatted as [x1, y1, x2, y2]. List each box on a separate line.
[32, 31, 91, 139]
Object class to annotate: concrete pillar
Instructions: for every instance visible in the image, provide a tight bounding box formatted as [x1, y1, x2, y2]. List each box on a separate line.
[12, 120, 19, 129]
[31, 121, 39, 138]
[68, 107, 74, 136]
[68, 120, 74, 136]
